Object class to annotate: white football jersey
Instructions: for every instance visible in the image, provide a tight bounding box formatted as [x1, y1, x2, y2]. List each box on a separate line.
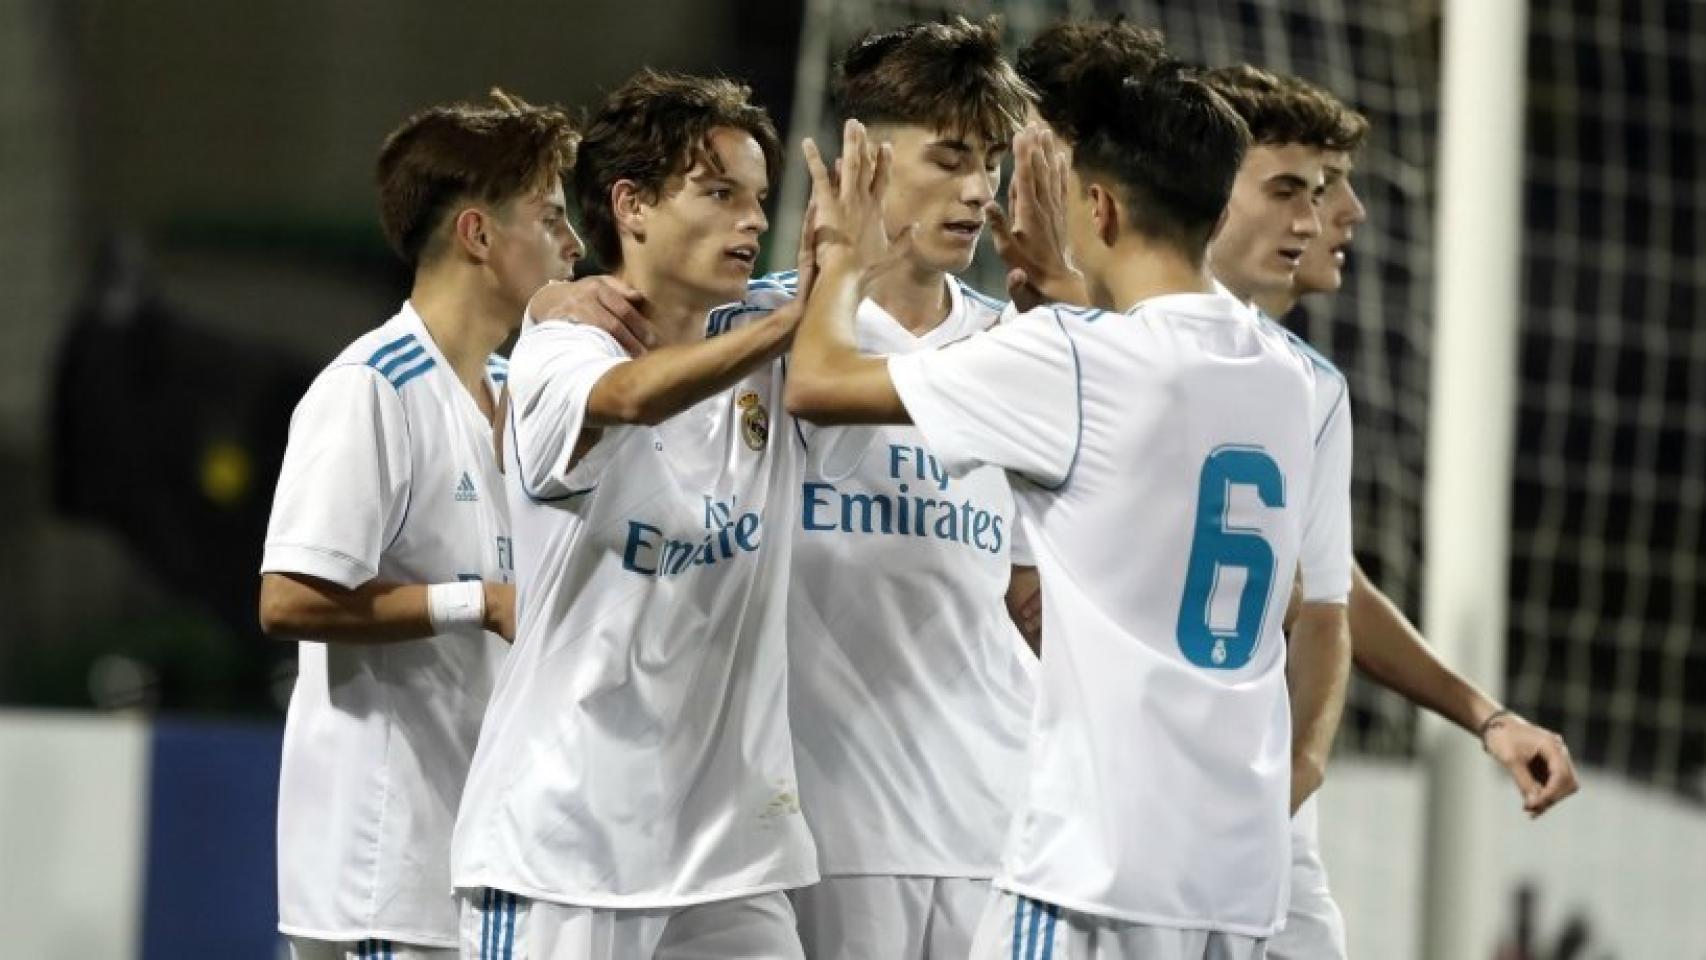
[1257, 315, 1353, 603]
[789, 277, 1036, 878]
[451, 294, 818, 909]
[887, 290, 1353, 937]
[262, 303, 512, 947]
[1257, 316, 1352, 930]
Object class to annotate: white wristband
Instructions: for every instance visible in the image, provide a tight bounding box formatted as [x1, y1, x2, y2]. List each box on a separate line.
[428, 581, 486, 635]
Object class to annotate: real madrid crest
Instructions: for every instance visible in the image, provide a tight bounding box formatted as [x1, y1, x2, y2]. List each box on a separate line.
[737, 389, 769, 451]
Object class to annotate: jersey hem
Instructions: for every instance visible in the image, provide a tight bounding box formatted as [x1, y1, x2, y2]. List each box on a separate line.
[817, 865, 997, 881]
[452, 872, 819, 911]
[993, 880, 1283, 939]
[277, 922, 459, 949]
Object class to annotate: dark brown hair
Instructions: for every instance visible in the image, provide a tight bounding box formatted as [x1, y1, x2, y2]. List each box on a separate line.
[1202, 65, 1368, 152]
[375, 88, 579, 266]
[573, 69, 780, 270]
[1072, 68, 1251, 266]
[833, 16, 1034, 144]
[1017, 17, 1171, 142]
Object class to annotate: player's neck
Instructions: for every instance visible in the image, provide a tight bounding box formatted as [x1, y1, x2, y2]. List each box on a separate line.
[612, 263, 718, 347]
[866, 263, 952, 336]
[1251, 289, 1298, 319]
[1098, 243, 1216, 313]
[407, 270, 512, 389]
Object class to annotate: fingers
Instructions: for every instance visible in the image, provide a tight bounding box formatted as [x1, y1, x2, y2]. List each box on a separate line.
[1502, 748, 1546, 813]
[1026, 130, 1052, 213]
[796, 198, 817, 260]
[796, 200, 819, 297]
[871, 142, 893, 204]
[594, 283, 656, 355]
[1016, 585, 1042, 622]
[801, 137, 834, 197]
[598, 275, 646, 304]
[986, 201, 1014, 247]
[1006, 268, 1043, 313]
[1527, 736, 1580, 816]
[840, 119, 867, 204]
[1044, 136, 1071, 222]
[1007, 134, 1035, 230]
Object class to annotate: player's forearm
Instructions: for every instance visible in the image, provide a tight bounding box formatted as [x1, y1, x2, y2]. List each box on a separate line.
[1287, 601, 1352, 812]
[587, 309, 796, 427]
[259, 572, 503, 644]
[1348, 562, 1501, 734]
[785, 251, 909, 424]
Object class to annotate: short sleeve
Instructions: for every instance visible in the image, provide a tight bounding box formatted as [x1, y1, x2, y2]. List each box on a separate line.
[507, 321, 631, 499]
[261, 365, 411, 588]
[886, 307, 1081, 488]
[1299, 373, 1353, 603]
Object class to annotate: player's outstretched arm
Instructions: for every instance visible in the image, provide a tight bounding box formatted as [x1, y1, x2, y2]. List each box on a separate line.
[1348, 562, 1580, 815]
[259, 572, 514, 643]
[524, 286, 801, 430]
[1288, 600, 1353, 813]
[786, 120, 913, 425]
[582, 310, 801, 427]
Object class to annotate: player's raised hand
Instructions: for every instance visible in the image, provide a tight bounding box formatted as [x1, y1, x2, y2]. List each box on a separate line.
[988, 122, 1087, 311]
[1483, 713, 1580, 816]
[802, 120, 914, 280]
[526, 275, 655, 357]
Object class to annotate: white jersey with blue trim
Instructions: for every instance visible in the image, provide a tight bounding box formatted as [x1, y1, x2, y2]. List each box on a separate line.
[262, 302, 512, 947]
[451, 282, 818, 909]
[888, 289, 1351, 937]
[1251, 313, 1354, 936]
[788, 276, 1037, 878]
[1255, 313, 1353, 604]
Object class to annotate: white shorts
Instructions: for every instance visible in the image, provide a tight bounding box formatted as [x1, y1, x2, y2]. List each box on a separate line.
[792, 875, 989, 959]
[1267, 838, 1347, 960]
[289, 937, 456, 960]
[968, 890, 1268, 960]
[458, 887, 805, 960]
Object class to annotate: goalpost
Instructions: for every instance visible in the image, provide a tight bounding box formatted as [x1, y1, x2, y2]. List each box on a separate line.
[1419, 1, 1529, 957]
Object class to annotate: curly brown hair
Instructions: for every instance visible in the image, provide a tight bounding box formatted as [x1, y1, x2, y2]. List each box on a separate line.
[833, 16, 1034, 144]
[1017, 17, 1172, 143]
[573, 69, 780, 270]
[375, 88, 579, 267]
[1202, 65, 1368, 153]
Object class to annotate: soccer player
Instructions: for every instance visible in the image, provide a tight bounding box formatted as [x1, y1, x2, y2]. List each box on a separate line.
[1013, 28, 1581, 958]
[778, 20, 1040, 960]
[1227, 71, 1582, 960]
[449, 71, 820, 959]
[787, 66, 1354, 960]
[259, 91, 582, 960]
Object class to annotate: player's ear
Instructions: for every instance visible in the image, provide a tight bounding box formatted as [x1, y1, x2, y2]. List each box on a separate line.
[611, 180, 647, 245]
[452, 206, 493, 263]
[1089, 183, 1119, 248]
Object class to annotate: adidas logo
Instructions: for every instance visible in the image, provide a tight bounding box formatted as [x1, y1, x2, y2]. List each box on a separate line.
[455, 471, 478, 503]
